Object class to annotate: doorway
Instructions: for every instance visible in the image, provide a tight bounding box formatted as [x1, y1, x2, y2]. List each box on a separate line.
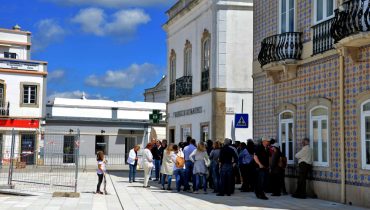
[21, 133, 36, 165]
[95, 135, 108, 155]
[124, 137, 137, 163]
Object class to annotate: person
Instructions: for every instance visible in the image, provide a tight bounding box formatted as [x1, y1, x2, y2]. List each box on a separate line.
[171, 144, 186, 192]
[189, 142, 209, 194]
[270, 143, 283, 196]
[239, 142, 253, 192]
[183, 138, 196, 191]
[254, 137, 270, 200]
[158, 139, 168, 184]
[151, 140, 161, 181]
[127, 145, 140, 183]
[160, 144, 174, 190]
[217, 138, 238, 196]
[206, 139, 214, 190]
[210, 140, 221, 193]
[246, 139, 256, 192]
[143, 142, 154, 188]
[292, 138, 312, 199]
[96, 151, 107, 194]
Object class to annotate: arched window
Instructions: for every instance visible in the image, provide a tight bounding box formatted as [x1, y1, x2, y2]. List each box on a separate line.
[201, 29, 210, 91]
[184, 40, 192, 76]
[169, 49, 176, 84]
[310, 106, 329, 166]
[279, 111, 294, 164]
[361, 100, 370, 170]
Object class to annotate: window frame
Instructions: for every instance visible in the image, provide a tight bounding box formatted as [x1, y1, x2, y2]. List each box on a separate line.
[279, 110, 295, 164]
[169, 50, 176, 84]
[309, 105, 330, 167]
[20, 82, 39, 108]
[361, 100, 370, 170]
[313, 0, 336, 24]
[184, 40, 192, 76]
[278, 0, 296, 33]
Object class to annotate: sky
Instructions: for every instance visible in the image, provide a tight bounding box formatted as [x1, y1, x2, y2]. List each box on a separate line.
[1, 0, 177, 102]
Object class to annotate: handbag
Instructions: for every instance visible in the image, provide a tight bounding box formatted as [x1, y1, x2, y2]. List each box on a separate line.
[204, 154, 211, 167]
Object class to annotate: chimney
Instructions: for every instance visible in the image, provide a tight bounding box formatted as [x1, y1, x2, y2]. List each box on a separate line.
[13, 24, 21, 31]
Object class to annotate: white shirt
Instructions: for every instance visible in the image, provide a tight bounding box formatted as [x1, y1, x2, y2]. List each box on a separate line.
[127, 149, 137, 165]
[143, 148, 153, 163]
[295, 145, 312, 165]
[97, 160, 106, 174]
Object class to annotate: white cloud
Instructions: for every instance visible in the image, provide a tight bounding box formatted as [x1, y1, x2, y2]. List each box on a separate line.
[85, 63, 159, 89]
[44, 0, 176, 8]
[71, 8, 150, 39]
[48, 70, 65, 81]
[48, 90, 108, 101]
[33, 19, 67, 51]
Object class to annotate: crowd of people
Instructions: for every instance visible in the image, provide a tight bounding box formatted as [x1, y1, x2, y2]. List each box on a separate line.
[97, 136, 313, 200]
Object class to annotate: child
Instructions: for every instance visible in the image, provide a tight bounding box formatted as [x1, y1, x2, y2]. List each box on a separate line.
[96, 151, 107, 194]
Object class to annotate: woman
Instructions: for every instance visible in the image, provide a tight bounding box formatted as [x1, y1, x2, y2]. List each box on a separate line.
[142, 142, 154, 188]
[270, 142, 283, 196]
[96, 151, 107, 194]
[127, 145, 140, 183]
[239, 142, 253, 192]
[160, 144, 174, 190]
[171, 144, 185, 192]
[209, 141, 221, 193]
[189, 141, 209, 194]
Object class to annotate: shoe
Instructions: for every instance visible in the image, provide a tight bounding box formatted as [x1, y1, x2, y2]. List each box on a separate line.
[96, 191, 103, 194]
[133, 180, 136, 182]
[271, 193, 281, 196]
[167, 187, 172, 191]
[162, 186, 165, 190]
[149, 178, 152, 180]
[193, 191, 199, 194]
[216, 193, 224, 196]
[258, 195, 268, 200]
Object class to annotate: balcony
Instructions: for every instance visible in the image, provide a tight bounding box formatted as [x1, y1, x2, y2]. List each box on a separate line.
[331, 0, 370, 60]
[0, 102, 9, 117]
[258, 32, 303, 82]
[176, 76, 192, 98]
[201, 70, 209, 92]
[312, 18, 335, 55]
[169, 83, 175, 101]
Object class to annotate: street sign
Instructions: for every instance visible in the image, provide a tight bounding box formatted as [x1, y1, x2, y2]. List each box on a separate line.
[149, 110, 163, 124]
[235, 114, 248, 128]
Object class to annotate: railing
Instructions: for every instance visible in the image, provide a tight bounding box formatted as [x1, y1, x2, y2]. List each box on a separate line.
[201, 69, 209, 92]
[169, 83, 175, 101]
[0, 102, 9, 116]
[313, 18, 335, 55]
[331, 0, 370, 43]
[258, 32, 303, 67]
[176, 76, 192, 97]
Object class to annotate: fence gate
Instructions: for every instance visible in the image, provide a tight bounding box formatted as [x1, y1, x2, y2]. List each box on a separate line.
[0, 129, 81, 194]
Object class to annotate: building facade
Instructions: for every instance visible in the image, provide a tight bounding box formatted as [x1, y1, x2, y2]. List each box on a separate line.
[254, 0, 370, 207]
[164, 0, 254, 143]
[44, 97, 166, 166]
[0, 25, 47, 166]
[144, 75, 167, 103]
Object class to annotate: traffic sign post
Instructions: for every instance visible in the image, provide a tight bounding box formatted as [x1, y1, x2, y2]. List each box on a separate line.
[149, 110, 163, 124]
[235, 114, 248, 128]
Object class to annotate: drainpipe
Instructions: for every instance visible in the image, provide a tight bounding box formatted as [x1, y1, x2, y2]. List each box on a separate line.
[338, 47, 346, 204]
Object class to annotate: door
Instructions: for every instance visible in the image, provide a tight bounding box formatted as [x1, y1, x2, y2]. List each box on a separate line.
[279, 0, 295, 33]
[95, 135, 108, 155]
[279, 120, 294, 164]
[21, 133, 36, 165]
[63, 136, 75, 163]
[169, 129, 175, 144]
[125, 137, 137, 163]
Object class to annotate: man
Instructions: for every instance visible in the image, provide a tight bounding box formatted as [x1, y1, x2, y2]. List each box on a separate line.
[217, 138, 238, 196]
[158, 139, 167, 184]
[254, 137, 270, 200]
[292, 138, 312, 199]
[150, 139, 161, 181]
[183, 138, 196, 191]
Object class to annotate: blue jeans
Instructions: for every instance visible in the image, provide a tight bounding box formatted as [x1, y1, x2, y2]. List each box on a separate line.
[151, 159, 161, 180]
[211, 161, 220, 192]
[255, 168, 268, 197]
[219, 163, 233, 195]
[161, 174, 172, 189]
[184, 160, 195, 190]
[173, 168, 185, 192]
[195, 173, 207, 192]
[129, 163, 137, 182]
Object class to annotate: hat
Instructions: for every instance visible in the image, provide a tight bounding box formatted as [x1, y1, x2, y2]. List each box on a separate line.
[261, 136, 270, 142]
[271, 143, 280, 148]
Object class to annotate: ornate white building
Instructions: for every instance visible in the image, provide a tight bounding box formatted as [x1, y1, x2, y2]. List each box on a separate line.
[164, 0, 254, 143]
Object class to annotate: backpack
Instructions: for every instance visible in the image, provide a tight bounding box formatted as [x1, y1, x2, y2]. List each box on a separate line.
[176, 155, 185, 168]
[278, 156, 287, 168]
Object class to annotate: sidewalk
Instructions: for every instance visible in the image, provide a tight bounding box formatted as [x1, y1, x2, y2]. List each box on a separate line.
[0, 170, 367, 210]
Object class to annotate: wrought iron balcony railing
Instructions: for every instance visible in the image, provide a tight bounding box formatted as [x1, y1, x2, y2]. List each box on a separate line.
[258, 32, 303, 67]
[331, 0, 370, 43]
[176, 76, 192, 97]
[0, 102, 9, 116]
[201, 70, 209, 92]
[169, 83, 175, 101]
[313, 18, 335, 55]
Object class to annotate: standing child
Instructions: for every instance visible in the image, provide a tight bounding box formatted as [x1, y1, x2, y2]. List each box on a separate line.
[96, 151, 107, 194]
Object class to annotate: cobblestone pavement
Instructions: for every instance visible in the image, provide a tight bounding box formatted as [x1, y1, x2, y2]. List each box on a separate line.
[0, 170, 368, 210]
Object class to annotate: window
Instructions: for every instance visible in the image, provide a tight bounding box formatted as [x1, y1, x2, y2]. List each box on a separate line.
[314, 0, 335, 23]
[63, 136, 75, 163]
[361, 100, 370, 169]
[201, 124, 209, 142]
[202, 39, 210, 72]
[310, 106, 329, 166]
[169, 50, 176, 84]
[201, 29, 211, 91]
[169, 128, 175, 144]
[4, 52, 17, 59]
[279, 0, 295, 33]
[0, 83, 4, 107]
[184, 40, 192, 76]
[96, 135, 108, 155]
[21, 84, 38, 106]
[181, 125, 191, 142]
[279, 111, 294, 164]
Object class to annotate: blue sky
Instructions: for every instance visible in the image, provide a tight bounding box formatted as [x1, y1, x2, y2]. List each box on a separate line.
[1, 0, 176, 101]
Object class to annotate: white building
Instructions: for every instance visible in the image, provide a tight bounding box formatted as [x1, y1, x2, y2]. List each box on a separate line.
[144, 75, 167, 103]
[44, 97, 166, 166]
[164, 0, 254, 143]
[0, 25, 47, 165]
